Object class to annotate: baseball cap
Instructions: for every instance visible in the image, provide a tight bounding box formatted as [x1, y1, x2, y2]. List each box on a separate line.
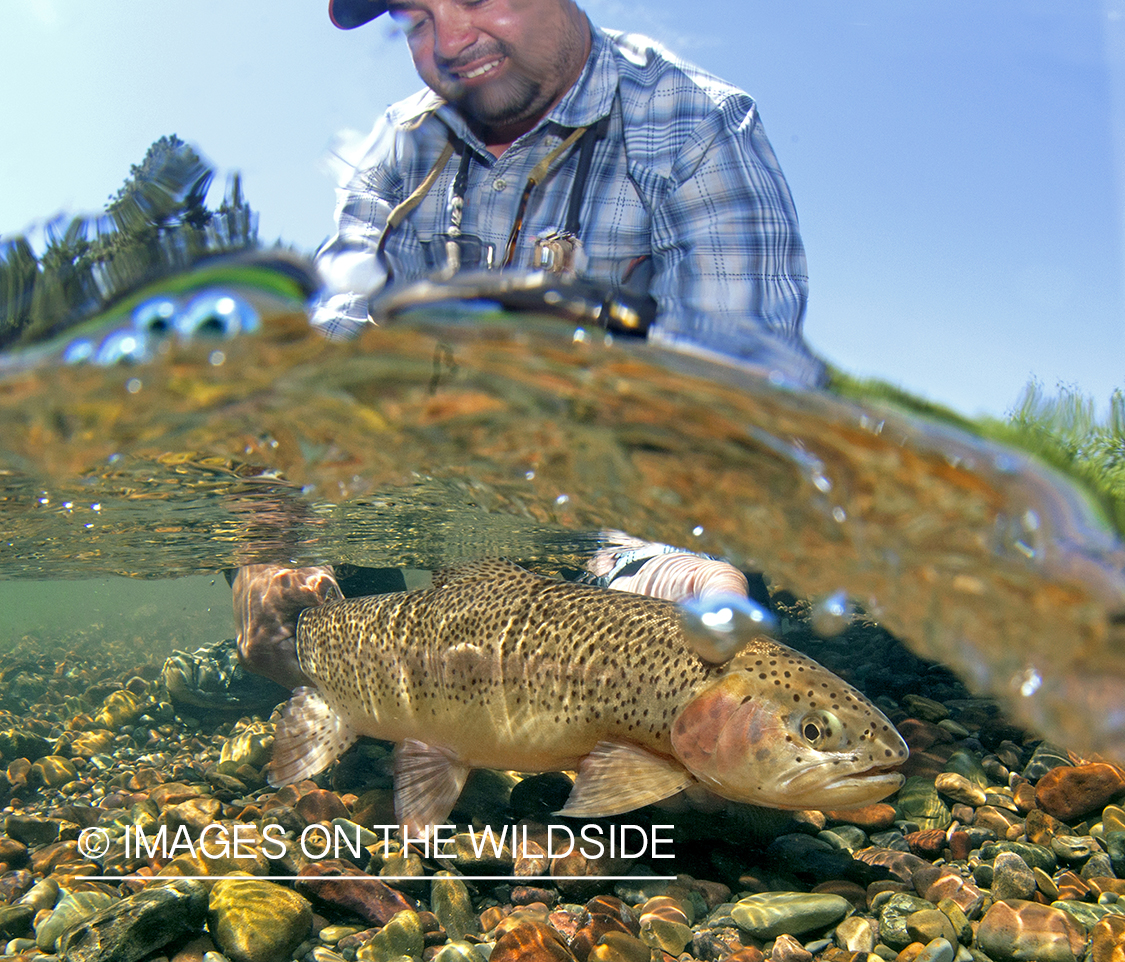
[329, 0, 387, 29]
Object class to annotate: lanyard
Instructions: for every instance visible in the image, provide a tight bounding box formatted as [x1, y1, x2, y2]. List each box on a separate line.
[378, 116, 609, 272]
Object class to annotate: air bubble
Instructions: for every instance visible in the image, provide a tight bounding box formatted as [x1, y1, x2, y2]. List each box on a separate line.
[680, 593, 778, 664]
[811, 591, 855, 637]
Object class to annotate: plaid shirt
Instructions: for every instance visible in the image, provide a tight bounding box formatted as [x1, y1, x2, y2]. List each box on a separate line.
[313, 25, 823, 383]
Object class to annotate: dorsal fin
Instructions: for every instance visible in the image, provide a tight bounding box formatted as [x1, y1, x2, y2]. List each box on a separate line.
[430, 558, 536, 589]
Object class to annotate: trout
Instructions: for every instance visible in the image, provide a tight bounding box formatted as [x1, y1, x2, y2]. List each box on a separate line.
[270, 559, 907, 833]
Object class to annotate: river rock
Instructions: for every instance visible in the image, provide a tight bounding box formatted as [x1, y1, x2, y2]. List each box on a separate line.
[912, 937, 955, 962]
[29, 755, 77, 789]
[834, 915, 876, 953]
[895, 777, 952, 830]
[976, 899, 1087, 962]
[295, 860, 417, 925]
[431, 874, 477, 941]
[1089, 914, 1125, 962]
[356, 909, 424, 962]
[58, 878, 208, 962]
[1104, 805, 1125, 834]
[1036, 763, 1125, 821]
[933, 772, 986, 807]
[488, 918, 575, 962]
[990, 851, 1038, 901]
[638, 896, 691, 955]
[877, 893, 934, 950]
[587, 931, 650, 962]
[731, 893, 850, 939]
[1022, 743, 1075, 780]
[4, 815, 59, 846]
[38, 890, 116, 951]
[207, 877, 312, 962]
[905, 909, 957, 947]
[768, 933, 812, 962]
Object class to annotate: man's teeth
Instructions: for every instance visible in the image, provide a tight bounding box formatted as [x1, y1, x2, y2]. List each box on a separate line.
[461, 59, 501, 79]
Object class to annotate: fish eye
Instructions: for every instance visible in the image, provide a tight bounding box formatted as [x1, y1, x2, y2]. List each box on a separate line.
[797, 709, 846, 751]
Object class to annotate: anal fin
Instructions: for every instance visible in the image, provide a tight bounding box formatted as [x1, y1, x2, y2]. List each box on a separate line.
[394, 739, 470, 838]
[558, 740, 694, 817]
[268, 686, 357, 786]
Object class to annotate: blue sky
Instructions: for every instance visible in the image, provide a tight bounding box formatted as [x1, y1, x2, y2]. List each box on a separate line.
[2, 0, 1122, 418]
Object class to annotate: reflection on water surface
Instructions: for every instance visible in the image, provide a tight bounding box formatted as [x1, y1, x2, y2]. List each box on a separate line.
[1, 265, 1123, 762]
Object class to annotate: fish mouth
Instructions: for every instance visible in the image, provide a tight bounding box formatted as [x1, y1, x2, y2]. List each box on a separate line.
[818, 766, 905, 805]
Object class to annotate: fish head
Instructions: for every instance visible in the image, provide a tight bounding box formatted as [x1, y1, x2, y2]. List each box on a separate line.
[670, 642, 908, 810]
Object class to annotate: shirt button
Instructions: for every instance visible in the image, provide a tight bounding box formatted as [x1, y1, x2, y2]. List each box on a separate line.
[492, 178, 507, 191]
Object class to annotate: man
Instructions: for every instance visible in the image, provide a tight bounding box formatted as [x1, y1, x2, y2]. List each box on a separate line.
[314, 0, 825, 384]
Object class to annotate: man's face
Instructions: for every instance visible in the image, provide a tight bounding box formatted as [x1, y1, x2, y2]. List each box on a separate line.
[387, 0, 590, 135]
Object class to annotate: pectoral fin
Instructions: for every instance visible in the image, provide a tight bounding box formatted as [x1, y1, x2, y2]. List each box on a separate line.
[394, 739, 470, 837]
[269, 687, 357, 786]
[557, 740, 694, 817]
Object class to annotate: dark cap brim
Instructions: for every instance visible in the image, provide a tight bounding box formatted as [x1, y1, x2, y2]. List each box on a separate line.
[329, 0, 387, 29]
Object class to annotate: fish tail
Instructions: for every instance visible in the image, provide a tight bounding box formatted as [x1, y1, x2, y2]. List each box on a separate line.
[268, 686, 357, 786]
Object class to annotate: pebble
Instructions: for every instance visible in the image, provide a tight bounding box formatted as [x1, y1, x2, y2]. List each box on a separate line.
[488, 918, 575, 962]
[932, 773, 985, 808]
[356, 909, 424, 962]
[58, 878, 209, 962]
[207, 878, 312, 962]
[911, 937, 955, 962]
[1036, 763, 1125, 822]
[731, 893, 851, 939]
[904, 909, 957, 947]
[295, 861, 417, 925]
[894, 778, 951, 831]
[37, 890, 115, 952]
[989, 851, 1038, 901]
[586, 930, 650, 962]
[1089, 915, 1125, 962]
[834, 915, 876, 953]
[976, 899, 1086, 962]
[431, 873, 478, 941]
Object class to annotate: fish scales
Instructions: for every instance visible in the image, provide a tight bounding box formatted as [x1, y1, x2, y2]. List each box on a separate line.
[271, 558, 908, 832]
[297, 560, 717, 769]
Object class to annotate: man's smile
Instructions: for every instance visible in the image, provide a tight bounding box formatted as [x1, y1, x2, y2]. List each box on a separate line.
[450, 56, 505, 82]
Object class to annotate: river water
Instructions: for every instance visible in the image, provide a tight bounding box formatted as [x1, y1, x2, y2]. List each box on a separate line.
[1, 265, 1123, 761]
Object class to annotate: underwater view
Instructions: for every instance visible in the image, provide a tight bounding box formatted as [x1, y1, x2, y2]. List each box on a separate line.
[3, 4, 1125, 962]
[0, 248, 1123, 962]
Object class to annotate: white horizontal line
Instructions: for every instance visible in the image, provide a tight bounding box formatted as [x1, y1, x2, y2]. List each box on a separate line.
[87, 874, 676, 882]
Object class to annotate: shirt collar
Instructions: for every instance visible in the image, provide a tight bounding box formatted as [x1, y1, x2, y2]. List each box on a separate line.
[427, 22, 618, 149]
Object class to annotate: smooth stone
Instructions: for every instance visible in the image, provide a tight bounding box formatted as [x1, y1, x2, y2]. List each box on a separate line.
[1052, 834, 1098, 863]
[1084, 853, 1117, 880]
[979, 841, 1057, 874]
[877, 894, 936, 950]
[295, 861, 417, 925]
[912, 938, 955, 962]
[58, 878, 209, 962]
[4, 816, 60, 847]
[990, 852, 1037, 902]
[902, 696, 949, 723]
[16, 878, 60, 911]
[431, 874, 478, 941]
[29, 755, 78, 789]
[1051, 900, 1114, 929]
[934, 898, 972, 945]
[731, 893, 851, 940]
[769, 933, 812, 962]
[945, 747, 990, 787]
[819, 826, 869, 855]
[1025, 809, 1067, 846]
[218, 723, 274, 768]
[1089, 915, 1125, 962]
[1022, 743, 1075, 781]
[835, 915, 876, 953]
[905, 910, 956, 947]
[431, 942, 489, 962]
[356, 910, 424, 962]
[312, 949, 347, 962]
[1104, 806, 1125, 834]
[852, 847, 928, 884]
[824, 804, 898, 832]
[1106, 832, 1125, 877]
[37, 891, 115, 952]
[765, 835, 852, 882]
[293, 789, 349, 825]
[904, 830, 946, 859]
[319, 926, 362, 944]
[976, 899, 1086, 962]
[208, 878, 312, 962]
[487, 919, 575, 962]
[933, 773, 986, 808]
[895, 778, 952, 831]
[0, 906, 34, 941]
[1036, 763, 1125, 822]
